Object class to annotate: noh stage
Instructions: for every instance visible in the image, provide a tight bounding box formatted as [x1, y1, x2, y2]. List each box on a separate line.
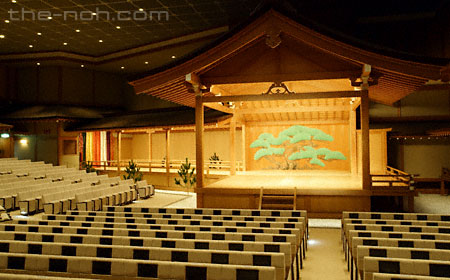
[199, 170, 372, 218]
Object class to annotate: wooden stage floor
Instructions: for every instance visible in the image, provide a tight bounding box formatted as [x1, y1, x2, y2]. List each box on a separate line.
[206, 170, 362, 191]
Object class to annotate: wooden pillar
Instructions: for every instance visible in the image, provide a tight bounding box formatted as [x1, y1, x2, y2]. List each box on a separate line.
[165, 129, 170, 187]
[147, 130, 152, 172]
[241, 124, 246, 172]
[229, 117, 236, 175]
[360, 89, 370, 190]
[195, 94, 204, 207]
[116, 131, 121, 176]
[350, 106, 357, 175]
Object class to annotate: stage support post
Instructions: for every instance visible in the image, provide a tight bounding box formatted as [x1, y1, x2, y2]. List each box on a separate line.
[241, 124, 246, 171]
[195, 93, 205, 207]
[165, 129, 170, 187]
[147, 130, 152, 172]
[361, 89, 370, 190]
[350, 107, 357, 175]
[116, 131, 121, 176]
[230, 117, 236, 175]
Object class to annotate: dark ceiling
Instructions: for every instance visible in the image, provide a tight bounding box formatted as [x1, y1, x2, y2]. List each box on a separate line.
[0, 0, 449, 75]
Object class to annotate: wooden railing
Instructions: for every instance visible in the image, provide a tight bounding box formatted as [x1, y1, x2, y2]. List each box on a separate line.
[80, 159, 244, 175]
[370, 166, 413, 190]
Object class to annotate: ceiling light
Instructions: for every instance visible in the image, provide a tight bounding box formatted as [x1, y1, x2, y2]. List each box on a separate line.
[145, 61, 149, 64]
[5, 20, 10, 23]
[121, 66, 125, 69]
[171, 55, 176, 59]
[19, 139, 28, 145]
[98, 39, 103, 43]
[29, 44, 33, 48]
[47, 16, 52, 19]
[81, 64, 84, 68]
[0, 35, 5, 39]
[63, 42, 67, 45]
[116, 26, 121, 29]
[37, 32, 42, 36]
[0, 133, 10, 139]
[11, 0, 16, 3]
[139, 8, 144, 11]
[92, 12, 97, 16]
[75, 29, 80, 32]
[36, 62, 40, 65]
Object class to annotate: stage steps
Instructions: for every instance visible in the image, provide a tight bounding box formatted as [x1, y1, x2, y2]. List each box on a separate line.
[259, 187, 297, 210]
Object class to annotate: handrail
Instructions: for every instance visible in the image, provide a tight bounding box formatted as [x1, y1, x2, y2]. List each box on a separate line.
[80, 159, 244, 174]
[370, 166, 413, 190]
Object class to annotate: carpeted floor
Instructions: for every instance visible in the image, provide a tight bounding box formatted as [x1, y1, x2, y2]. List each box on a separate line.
[301, 228, 349, 280]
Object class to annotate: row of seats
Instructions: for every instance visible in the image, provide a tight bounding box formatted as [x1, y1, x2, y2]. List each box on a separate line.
[342, 211, 450, 280]
[0, 159, 155, 215]
[0, 207, 307, 280]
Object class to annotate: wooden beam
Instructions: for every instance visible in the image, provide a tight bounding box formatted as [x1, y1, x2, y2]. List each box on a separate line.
[195, 94, 205, 207]
[165, 129, 170, 186]
[202, 90, 361, 103]
[351, 98, 361, 111]
[229, 117, 236, 175]
[361, 89, 370, 190]
[201, 71, 361, 86]
[246, 120, 348, 126]
[236, 105, 349, 114]
[185, 73, 202, 86]
[204, 102, 235, 114]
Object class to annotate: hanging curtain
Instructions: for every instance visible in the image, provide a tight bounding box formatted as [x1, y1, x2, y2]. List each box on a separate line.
[106, 132, 111, 163]
[85, 132, 93, 162]
[100, 131, 107, 163]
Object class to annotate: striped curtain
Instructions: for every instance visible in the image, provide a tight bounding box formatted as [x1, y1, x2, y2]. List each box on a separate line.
[85, 132, 93, 162]
[85, 131, 109, 163]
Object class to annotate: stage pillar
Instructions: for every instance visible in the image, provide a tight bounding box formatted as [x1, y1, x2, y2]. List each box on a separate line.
[241, 124, 246, 171]
[116, 131, 121, 176]
[350, 107, 357, 174]
[147, 130, 152, 172]
[195, 94, 205, 207]
[361, 89, 370, 189]
[230, 117, 236, 175]
[165, 129, 170, 187]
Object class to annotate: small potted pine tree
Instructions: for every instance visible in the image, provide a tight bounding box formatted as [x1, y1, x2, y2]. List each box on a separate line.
[123, 160, 143, 183]
[174, 158, 196, 193]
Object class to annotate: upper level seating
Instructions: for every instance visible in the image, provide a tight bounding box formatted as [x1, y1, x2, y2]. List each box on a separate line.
[342, 211, 450, 280]
[0, 206, 307, 280]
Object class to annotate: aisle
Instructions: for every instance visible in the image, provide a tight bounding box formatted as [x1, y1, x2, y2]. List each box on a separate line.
[300, 227, 350, 280]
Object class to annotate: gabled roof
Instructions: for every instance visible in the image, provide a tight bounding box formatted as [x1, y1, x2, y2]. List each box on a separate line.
[130, 9, 447, 106]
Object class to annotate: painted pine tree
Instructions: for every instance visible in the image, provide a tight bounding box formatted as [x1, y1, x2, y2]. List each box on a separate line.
[250, 125, 346, 169]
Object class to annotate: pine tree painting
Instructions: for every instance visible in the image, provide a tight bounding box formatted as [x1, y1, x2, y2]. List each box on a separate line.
[250, 125, 346, 170]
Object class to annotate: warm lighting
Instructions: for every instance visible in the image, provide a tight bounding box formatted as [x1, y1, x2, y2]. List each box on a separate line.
[171, 55, 176, 59]
[0, 133, 10, 139]
[139, 8, 144, 11]
[144, 61, 149, 64]
[11, 0, 16, 3]
[19, 139, 28, 145]
[0, 35, 4, 39]
[63, 42, 68, 45]
[75, 29, 80, 32]
[37, 32, 42, 36]
[99, 39, 103, 43]
[92, 12, 97, 16]
[116, 26, 121, 29]
[29, 44, 33, 48]
[81, 64, 84, 68]
[36, 62, 40, 66]
[4, 20, 10, 23]
[47, 16, 52, 19]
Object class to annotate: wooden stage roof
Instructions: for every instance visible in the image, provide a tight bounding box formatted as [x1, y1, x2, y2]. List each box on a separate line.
[130, 9, 448, 113]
